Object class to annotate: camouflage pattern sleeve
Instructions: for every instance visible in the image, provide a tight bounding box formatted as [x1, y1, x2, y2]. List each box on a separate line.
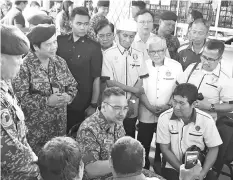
[1, 90, 40, 180]
[76, 128, 100, 166]
[57, 56, 78, 100]
[13, 61, 47, 111]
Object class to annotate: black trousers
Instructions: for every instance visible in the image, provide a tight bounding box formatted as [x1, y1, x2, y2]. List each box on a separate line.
[123, 117, 137, 138]
[137, 121, 157, 169]
[162, 168, 217, 180]
[67, 107, 85, 134]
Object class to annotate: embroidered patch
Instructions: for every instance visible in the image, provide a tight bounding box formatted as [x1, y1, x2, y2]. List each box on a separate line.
[195, 126, 200, 131]
[1, 109, 13, 128]
[183, 57, 187, 62]
[166, 70, 171, 77]
[133, 53, 138, 60]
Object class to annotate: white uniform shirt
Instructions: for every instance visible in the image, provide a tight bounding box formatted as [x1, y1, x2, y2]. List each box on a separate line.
[132, 32, 171, 61]
[178, 63, 233, 120]
[101, 44, 148, 98]
[138, 57, 183, 123]
[157, 108, 222, 169]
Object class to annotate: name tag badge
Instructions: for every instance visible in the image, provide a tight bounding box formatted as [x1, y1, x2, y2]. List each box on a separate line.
[104, 139, 113, 144]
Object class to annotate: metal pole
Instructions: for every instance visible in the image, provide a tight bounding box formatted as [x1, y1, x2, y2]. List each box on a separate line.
[214, 0, 221, 36]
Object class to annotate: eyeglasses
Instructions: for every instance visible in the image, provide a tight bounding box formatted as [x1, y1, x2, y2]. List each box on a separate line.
[97, 33, 113, 40]
[201, 54, 220, 62]
[190, 30, 206, 36]
[104, 102, 129, 112]
[138, 20, 153, 25]
[76, 22, 89, 27]
[148, 49, 166, 56]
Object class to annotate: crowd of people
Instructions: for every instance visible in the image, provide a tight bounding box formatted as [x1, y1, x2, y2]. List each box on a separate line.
[1, 0, 233, 180]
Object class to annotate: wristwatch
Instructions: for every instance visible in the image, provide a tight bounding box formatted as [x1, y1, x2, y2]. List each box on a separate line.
[90, 103, 98, 109]
[209, 104, 215, 112]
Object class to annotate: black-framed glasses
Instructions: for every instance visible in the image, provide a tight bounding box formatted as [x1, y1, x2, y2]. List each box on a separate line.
[148, 49, 166, 56]
[103, 102, 129, 112]
[201, 54, 221, 62]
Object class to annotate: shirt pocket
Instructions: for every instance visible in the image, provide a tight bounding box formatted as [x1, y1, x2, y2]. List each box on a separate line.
[188, 132, 204, 146]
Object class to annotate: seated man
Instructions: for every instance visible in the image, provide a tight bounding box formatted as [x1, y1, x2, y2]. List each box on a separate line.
[37, 136, 83, 180]
[156, 83, 222, 180]
[76, 87, 127, 179]
[178, 39, 233, 120]
[110, 136, 165, 180]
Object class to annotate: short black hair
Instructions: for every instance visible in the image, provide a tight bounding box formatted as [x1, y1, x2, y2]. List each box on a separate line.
[132, 1, 146, 10]
[70, 6, 90, 21]
[173, 83, 198, 105]
[135, 9, 154, 21]
[111, 136, 145, 175]
[191, 18, 210, 32]
[95, 19, 114, 34]
[102, 87, 125, 102]
[205, 39, 225, 58]
[15, 1, 28, 5]
[37, 137, 82, 180]
[190, 10, 203, 21]
[30, 1, 40, 7]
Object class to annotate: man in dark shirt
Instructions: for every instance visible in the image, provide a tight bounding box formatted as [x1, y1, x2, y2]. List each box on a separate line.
[178, 18, 209, 70]
[1, 0, 29, 33]
[57, 7, 103, 133]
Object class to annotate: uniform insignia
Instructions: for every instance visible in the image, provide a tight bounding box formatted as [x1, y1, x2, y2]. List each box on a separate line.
[183, 57, 187, 62]
[133, 54, 138, 60]
[195, 126, 200, 131]
[1, 109, 13, 128]
[166, 70, 171, 77]
[104, 139, 113, 144]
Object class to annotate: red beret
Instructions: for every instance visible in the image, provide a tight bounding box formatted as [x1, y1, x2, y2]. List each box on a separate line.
[1, 24, 30, 55]
[27, 24, 56, 44]
[28, 14, 53, 26]
[160, 11, 177, 22]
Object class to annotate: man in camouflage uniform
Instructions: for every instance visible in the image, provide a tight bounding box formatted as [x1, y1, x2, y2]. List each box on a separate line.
[1, 24, 40, 180]
[76, 87, 127, 180]
[13, 24, 78, 155]
[156, 11, 180, 61]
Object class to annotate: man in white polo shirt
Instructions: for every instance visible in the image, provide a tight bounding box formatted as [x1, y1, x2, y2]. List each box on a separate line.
[137, 36, 183, 169]
[101, 19, 148, 138]
[178, 39, 233, 120]
[157, 83, 222, 180]
[132, 9, 170, 61]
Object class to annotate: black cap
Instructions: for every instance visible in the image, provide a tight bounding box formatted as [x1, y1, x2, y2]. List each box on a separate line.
[160, 11, 177, 22]
[1, 24, 30, 55]
[97, 0, 110, 7]
[27, 24, 56, 44]
[28, 14, 53, 26]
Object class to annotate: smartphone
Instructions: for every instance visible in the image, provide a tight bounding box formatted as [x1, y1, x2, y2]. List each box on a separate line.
[184, 151, 199, 169]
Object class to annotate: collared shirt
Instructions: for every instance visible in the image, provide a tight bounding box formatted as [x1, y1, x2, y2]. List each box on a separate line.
[155, 31, 180, 61]
[132, 32, 171, 61]
[101, 44, 149, 98]
[156, 108, 222, 169]
[76, 110, 125, 180]
[139, 57, 183, 123]
[178, 62, 233, 120]
[178, 43, 203, 70]
[1, 80, 39, 180]
[57, 34, 103, 111]
[13, 51, 77, 154]
[1, 7, 25, 27]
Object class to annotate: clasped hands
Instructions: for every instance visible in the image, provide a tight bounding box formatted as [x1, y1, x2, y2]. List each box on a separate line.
[47, 93, 72, 107]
